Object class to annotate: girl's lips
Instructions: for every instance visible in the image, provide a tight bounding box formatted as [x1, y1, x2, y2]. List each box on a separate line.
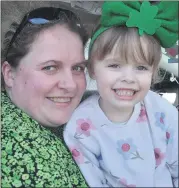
[115, 89, 135, 96]
[113, 89, 138, 100]
[114, 88, 138, 92]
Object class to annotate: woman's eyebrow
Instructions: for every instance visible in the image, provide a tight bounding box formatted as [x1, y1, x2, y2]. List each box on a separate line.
[37, 60, 88, 67]
[38, 60, 58, 66]
[73, 60, 88, 66]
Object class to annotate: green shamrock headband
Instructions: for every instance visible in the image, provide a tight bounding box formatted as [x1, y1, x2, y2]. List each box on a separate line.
[89, 1, 178, 52]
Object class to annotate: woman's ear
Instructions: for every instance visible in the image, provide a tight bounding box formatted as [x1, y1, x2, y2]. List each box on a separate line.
[1, 61, 15, 87]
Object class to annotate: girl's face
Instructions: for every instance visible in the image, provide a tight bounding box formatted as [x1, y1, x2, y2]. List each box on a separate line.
[3, 25, 86, 127]
[91, 52, 153, 118]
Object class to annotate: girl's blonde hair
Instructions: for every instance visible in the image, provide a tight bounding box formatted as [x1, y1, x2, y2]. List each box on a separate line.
[89, 26, 162, 83]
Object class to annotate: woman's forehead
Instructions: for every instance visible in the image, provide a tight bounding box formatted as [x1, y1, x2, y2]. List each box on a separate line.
[35, 25, 82, 45]
[20, 25, 84, 66]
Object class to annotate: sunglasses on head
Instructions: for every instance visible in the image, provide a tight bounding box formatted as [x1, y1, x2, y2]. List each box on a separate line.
[5, 7, 82, 59]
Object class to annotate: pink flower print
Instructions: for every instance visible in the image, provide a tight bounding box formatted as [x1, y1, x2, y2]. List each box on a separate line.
[119, 178, 136, 187]
[70, 146, 84, 164]
[154, 148, 165, 167]
[166, 128, 174, 144]
[122, 143, 131, 152]
[117, 139, 143, 160]
[75, 118, 96, 138]
[137, 106, 148, 122]
[166, 132, 170, 139]
[155, 112, 166, 131]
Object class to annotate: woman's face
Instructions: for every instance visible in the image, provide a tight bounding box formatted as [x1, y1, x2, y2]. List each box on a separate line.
[5, 25, 86, 127]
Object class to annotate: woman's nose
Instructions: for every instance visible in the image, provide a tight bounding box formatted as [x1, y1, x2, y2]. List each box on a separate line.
[57, 71, 77, 91]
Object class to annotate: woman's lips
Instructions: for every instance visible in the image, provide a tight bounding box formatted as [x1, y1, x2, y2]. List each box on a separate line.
[47, 97, 71, 103]
[47, 97, 72, 107]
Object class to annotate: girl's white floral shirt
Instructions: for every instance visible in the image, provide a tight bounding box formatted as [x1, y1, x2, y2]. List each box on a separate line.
[64, 90, 178, 187]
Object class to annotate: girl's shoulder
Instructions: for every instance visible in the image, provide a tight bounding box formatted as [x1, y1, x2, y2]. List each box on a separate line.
[77, 91, 100, 111]
[145, 90, 178, 116]
[81, 90, 99, 102]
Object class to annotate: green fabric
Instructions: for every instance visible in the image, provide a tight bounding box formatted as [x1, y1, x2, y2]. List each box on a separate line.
[126, 2, 161, 36]
[1, 91, 88, 188]
[90, 1, 178, 50]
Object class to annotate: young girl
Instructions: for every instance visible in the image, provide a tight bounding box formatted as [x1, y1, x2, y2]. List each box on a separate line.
[64, 1, 178, 187]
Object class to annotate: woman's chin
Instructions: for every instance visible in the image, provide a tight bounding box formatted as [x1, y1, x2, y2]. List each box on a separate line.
[46, 113, 72, 127]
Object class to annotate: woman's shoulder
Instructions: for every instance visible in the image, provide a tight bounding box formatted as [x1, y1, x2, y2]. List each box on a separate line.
[1, 91, 40, 131]
[1, 91, 88, 187]
[1, 92, 71, 149]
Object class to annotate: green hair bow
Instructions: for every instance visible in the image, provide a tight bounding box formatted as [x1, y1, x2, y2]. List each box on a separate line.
[90, 1, 178, 50]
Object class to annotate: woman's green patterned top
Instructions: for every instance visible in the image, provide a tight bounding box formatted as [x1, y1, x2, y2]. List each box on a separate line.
[1, 91, 88, 188]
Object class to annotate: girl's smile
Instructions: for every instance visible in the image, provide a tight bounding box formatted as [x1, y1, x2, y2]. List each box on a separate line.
[113, 88, 138, 100]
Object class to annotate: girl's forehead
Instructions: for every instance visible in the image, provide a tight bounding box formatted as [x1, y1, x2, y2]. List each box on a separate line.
[103, 52, 149, 66]
[91, 28, 161, 68]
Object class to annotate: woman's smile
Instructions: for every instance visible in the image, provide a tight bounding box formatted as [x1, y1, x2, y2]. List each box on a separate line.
[47, 96, 72, 107]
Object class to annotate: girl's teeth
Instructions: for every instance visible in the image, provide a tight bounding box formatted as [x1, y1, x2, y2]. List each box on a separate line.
[48, 97, 71, 103]
[115, 90, 134, 96]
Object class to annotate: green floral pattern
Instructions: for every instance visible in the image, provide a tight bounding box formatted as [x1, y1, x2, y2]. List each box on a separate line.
[1, 91, 88, 188]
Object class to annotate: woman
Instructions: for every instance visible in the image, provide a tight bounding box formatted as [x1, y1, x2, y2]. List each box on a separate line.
[1, 4, 89, 188]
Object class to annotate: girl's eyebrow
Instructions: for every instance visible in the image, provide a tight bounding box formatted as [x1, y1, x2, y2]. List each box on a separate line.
[103, 58, 152, 67]
[103, 59, 122, 64]
[133, 60, 151, 66]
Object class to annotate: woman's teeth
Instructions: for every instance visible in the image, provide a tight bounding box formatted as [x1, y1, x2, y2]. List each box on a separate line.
[48, 97, 71, 103]
[115, 89, 135, 96]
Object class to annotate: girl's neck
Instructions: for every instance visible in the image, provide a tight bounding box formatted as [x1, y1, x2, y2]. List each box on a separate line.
[99, 98, 134, 123]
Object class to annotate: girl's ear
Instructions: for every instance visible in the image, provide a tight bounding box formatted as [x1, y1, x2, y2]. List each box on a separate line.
[1, 61, 16, 87]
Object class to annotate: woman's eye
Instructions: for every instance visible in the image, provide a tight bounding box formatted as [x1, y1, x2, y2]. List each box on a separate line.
[42, 66, 58, 72]
[137, 66, 148, 71]
[73, 66, 85, 72]
[108, 64, 120, 68]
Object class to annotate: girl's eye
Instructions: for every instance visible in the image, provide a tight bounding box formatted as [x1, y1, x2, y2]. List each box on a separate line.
[72, 65, 85, 72]
[136, 66, 148, 71]
[108, 64, 120, 68]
